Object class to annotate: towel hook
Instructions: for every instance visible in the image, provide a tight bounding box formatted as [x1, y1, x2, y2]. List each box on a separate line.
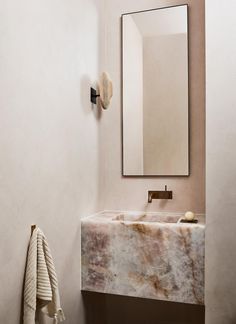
[31, 224, 36, 236]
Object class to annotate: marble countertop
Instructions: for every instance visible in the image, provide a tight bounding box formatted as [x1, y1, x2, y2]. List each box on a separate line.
[82, 210, 206, 225]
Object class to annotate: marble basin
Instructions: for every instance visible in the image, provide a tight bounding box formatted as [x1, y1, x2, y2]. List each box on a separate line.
[112, 213, 181, 223]
[81, 211, 205, 305]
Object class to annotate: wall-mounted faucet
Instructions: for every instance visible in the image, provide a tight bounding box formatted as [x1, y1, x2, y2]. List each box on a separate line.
[148, 185, 173, 203]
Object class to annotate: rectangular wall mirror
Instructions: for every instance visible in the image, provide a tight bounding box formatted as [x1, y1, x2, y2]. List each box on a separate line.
[122, 5, 189, 176]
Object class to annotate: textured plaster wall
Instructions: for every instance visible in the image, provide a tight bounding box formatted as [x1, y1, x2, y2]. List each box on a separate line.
[0, 0, 103, 323]
[98, 0, 205, 214]
[206, 0, 236, 323]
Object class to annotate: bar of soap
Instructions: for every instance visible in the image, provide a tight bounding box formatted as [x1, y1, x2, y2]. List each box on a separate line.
[185, 211, 195, 221]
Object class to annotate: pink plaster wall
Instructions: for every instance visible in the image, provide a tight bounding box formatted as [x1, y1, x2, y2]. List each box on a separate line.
[98, 0, 205, 214]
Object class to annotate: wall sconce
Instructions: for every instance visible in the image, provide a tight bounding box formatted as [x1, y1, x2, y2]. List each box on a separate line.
[90, 72, 113, 109]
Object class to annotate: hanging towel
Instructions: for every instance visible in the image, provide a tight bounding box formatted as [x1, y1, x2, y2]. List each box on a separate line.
[23, 227, 65, 324]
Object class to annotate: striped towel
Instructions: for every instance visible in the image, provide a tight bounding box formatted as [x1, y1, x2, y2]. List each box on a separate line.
[23, 227, 65, 324]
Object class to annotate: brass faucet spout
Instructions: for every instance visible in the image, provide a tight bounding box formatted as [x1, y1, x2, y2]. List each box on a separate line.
[148, 186, 173, 203]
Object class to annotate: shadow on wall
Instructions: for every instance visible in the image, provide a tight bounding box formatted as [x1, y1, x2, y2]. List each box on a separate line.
[82, 291, 205, 324]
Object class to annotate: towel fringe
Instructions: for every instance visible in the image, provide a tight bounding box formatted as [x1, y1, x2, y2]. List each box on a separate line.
[53, 309, 65, 324]
[58, 309, 65, 322]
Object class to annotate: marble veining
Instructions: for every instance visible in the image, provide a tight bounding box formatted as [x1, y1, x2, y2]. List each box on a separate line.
[81, 211, 205, 305]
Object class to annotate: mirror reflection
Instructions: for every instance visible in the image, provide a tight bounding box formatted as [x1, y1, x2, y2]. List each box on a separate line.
[122, 5, 189, 176]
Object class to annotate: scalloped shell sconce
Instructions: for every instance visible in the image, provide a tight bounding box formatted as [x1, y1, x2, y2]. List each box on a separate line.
[90, 72, 113, 109]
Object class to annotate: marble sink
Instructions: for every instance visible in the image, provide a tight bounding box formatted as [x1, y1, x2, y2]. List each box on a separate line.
[81, 211, 205, 305]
